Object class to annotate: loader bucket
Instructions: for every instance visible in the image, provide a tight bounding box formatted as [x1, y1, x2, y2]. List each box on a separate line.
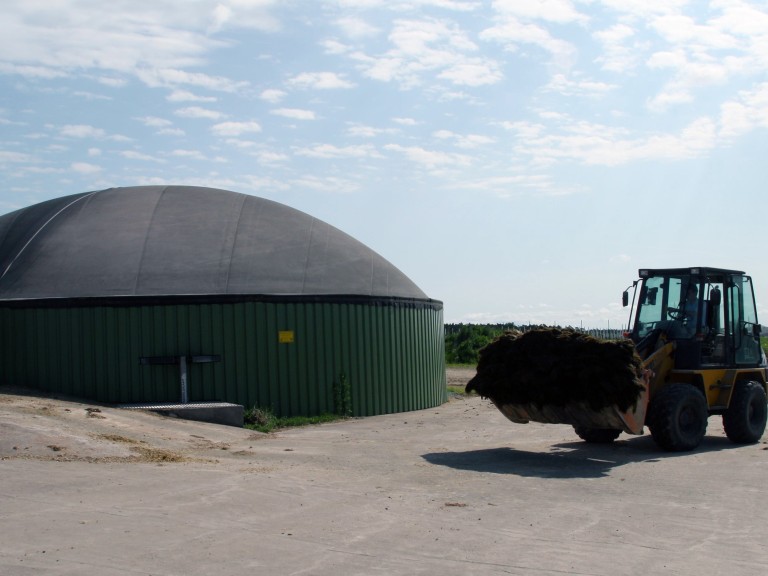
[466, 328, 652, 435]
[491, 368, 650, 435]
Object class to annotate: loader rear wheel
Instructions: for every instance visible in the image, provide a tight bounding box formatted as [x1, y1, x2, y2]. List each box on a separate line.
[574, 427, 621, 443]
[723, 381, 767, 444]
[648, 383, 708, 452]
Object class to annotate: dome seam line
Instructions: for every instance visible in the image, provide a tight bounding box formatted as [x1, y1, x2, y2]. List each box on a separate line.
[0, 190, 99, 281]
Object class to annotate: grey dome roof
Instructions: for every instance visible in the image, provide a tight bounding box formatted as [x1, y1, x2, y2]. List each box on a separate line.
[0, 185, 429, 301]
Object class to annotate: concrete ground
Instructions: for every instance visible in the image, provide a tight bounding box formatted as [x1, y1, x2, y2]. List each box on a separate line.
[2, 371, 768, 576]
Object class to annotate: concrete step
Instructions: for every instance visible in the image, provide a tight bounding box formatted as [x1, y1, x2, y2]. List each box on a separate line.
[119, 402, 244, 428]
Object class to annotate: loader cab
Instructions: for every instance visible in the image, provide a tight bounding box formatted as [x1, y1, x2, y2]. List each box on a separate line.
[625, 267, 763, 369]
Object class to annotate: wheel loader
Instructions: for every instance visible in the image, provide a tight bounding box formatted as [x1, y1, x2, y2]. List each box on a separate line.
[472, 267, 768, 451]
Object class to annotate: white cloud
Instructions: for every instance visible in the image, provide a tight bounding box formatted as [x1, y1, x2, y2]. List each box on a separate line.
[251, 150, 289, 164]
[137, 68, 248, 92]
[346, 123, 399, 137]
[171, 149, 207, 160]
[288, 72, 356, 90]
[593, 24, 640, 73]
[544, 74, 617, 97]
[336, 16, 380, 39]
[437, 59, 503, 86]
[480, 17, 576, 71]
[432, 130, 495, 148]
[211, 121, 262, 136]
[158, 127, 186, 136]
[203, 1, 282, 33]
[454, 134, 496, 148]
[167, 90, 217, 102]
[271, 108, 316, 120]
[260, 89, 287, 103]
[490, 0, 588, 24]
[718, 81, 768, 139]
[295, 143, 381, 159]
[646, 49, 688, 70]
[137, 116, 173, 127]
[646, 83, 694, 112]
[291, 175, 360, 194]
[713, 1, 768, 38]
[596, 0, 688, 19]
[449, 173, 556, 196]
[418, 0, 480, 10]
[0, 116, 24, 126]
[352, 18, 502, 88]
[70, 162, 102, 174]
[238, 174, 291, 192]
[651, 13, 737, 49]
[73, 91, 112, 101]
[0, 63, 69, 79]
[109, 134, 132, 143]
[0, 151, 33, 163]
[121, 150, 165, 162]
[718, 101, 752, 139]
[334, 0, 480, 10]
[174, 106, 226, 119]
[627, 3, 768, 112]
[98, 76, 127, 87]
[59, 125, 107, 139]
[0, 2, 275, 90]
[223, 139, 256, 149]
[645, 54, 737, 113]
[512, 115, 720, 166]
[321, 39, 352, 55]
[384, 143, 472, 167]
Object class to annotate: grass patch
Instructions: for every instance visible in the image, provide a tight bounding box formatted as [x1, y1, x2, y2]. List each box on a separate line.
[244, 406, 344, 433]
[448, 385, 471, 396]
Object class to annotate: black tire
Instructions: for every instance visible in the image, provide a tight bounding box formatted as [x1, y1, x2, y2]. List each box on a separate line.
[574, 427, 621, 443]
[723, 381, 767, 444]
[648, 383, 708, 451]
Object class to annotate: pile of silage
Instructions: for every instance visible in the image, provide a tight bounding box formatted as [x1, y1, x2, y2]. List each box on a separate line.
[465, 328, 645, 412]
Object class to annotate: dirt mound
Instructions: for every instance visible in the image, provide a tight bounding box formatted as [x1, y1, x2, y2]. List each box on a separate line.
[466, 328, 645, 411]
[0, 386, 265, 464]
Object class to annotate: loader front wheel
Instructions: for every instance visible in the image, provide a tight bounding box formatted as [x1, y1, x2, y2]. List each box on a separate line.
[723, 381, 767, 444]
[648, 383, 708, 451]
[574, 427, 621, 443]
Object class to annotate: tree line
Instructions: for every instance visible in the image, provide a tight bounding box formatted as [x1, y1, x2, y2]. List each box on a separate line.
[444, 323, 625, 365]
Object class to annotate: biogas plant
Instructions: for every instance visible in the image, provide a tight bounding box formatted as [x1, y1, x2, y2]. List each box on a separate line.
[0, 186, 445, 418]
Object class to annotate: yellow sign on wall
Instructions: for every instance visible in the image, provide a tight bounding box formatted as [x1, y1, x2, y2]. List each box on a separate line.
[278, 330, 295, 343]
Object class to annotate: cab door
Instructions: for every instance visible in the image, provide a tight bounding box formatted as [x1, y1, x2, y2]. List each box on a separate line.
[726, 275, 762, 366]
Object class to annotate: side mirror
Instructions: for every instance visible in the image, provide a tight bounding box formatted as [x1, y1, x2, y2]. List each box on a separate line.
[622, 291, 629, 307]
[753, 324, 762, 338]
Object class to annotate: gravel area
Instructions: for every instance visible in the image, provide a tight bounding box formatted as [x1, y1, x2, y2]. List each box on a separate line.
[2, 374, 768, 576]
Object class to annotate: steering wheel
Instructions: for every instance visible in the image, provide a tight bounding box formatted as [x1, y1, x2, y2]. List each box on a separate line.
[667, 307, 684, 321]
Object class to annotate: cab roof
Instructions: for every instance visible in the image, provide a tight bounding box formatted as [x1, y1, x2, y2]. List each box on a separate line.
[639, 267, 746, 278]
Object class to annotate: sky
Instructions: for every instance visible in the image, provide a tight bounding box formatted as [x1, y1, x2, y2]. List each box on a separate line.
[2, 0, 768, 329]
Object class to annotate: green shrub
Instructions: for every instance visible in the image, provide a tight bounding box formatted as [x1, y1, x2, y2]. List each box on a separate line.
[244, 406, 279, 433]
[444, 324, 506, 364]
[244, 406, 344, 433]
[333, 372, 352, 416]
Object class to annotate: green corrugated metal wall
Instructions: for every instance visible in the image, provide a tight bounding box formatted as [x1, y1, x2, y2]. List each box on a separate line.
[0, 300, 446, 417]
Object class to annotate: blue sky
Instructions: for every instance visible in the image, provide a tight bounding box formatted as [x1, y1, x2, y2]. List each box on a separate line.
[2, 0, 768, 328]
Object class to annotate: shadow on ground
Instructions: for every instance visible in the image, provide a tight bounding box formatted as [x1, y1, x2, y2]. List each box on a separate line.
[422, 435, 743, 479]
